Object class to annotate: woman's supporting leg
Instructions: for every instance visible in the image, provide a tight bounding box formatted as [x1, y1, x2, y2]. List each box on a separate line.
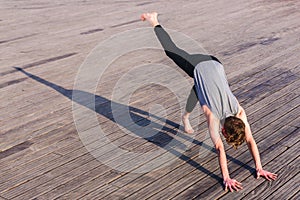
[186, 85, 198, 113]
[182, 112, 194, 134]
[182, 85, 198, 133]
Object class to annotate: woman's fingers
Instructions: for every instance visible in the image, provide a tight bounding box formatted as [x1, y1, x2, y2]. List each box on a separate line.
[267, 173, 277, 181]
[227, 182, 242, 192]
[228, 185, 233, 192]
[236, 182, 243, 190]
[232, 185, 239, 191]
[224, 179, 243, 192]
[270, 173, 278, 180]
[265, 175, 271, 181]
[257, 169, 278, 181]
[235, 180, 242, 186]
[140, 14, 146, 21]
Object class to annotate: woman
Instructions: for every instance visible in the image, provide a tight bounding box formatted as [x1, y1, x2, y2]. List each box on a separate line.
[141, 12, 277, 192]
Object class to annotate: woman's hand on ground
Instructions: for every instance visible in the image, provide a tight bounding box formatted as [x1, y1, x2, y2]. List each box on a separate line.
[223, 178, 243, 192]
[256, 169, 277, 181]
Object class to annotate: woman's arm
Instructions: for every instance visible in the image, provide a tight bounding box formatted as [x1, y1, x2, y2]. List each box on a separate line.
[215, 139, 243, 192]
[237, 106, 277, 180]
[203, 105, 243, 192]
[239, 107, 262, 170]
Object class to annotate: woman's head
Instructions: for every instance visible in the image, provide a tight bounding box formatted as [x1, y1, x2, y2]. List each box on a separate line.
[222, 116, 246, 149]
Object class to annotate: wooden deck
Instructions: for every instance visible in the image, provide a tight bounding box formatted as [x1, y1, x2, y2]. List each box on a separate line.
[0, 0, 299, 199]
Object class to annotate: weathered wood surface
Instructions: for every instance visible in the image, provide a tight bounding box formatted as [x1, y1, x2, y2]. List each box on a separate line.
[0, 0, 299, 199]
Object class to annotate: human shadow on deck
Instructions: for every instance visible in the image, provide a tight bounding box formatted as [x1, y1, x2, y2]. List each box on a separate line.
[15, 67, 255, 186]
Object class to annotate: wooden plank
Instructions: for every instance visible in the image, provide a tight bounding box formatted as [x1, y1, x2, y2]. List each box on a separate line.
[289, 191, 300, 200]
[0, 128, 78, 183]
[242, 157, 299, 200]
[226, 22, 300, 81]
[107, 152, 215, 199]
[0, 122, 73, 164]
[247, 89, 299, 123]
[250, 98, 299, 133]
[13, 160, 110, 200]
[246, 67, 300, 111]
[0, 51, 163, 109]
[0, 56, 78, 102]
[80, 184, 121, 200]
[233, 63, 299, 98]
[0, 107, 73, 151]
[1, 67, 76, 118]
[228, 43, 300, 91]
[236, 67, 299, 107]
[0, 141, 87, 193]
[53, 169, 126, 200]
[29, 167, 122, 199]
[0, 153, 96, 199]
[0, 141, 33, 160]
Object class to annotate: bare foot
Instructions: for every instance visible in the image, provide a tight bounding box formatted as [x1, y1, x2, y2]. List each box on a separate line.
[182, 114, 194, 134]
[140, 12, 159, 27]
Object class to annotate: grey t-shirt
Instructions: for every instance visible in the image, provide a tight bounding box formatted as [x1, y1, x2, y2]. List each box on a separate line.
[193, 60, 239, 144]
